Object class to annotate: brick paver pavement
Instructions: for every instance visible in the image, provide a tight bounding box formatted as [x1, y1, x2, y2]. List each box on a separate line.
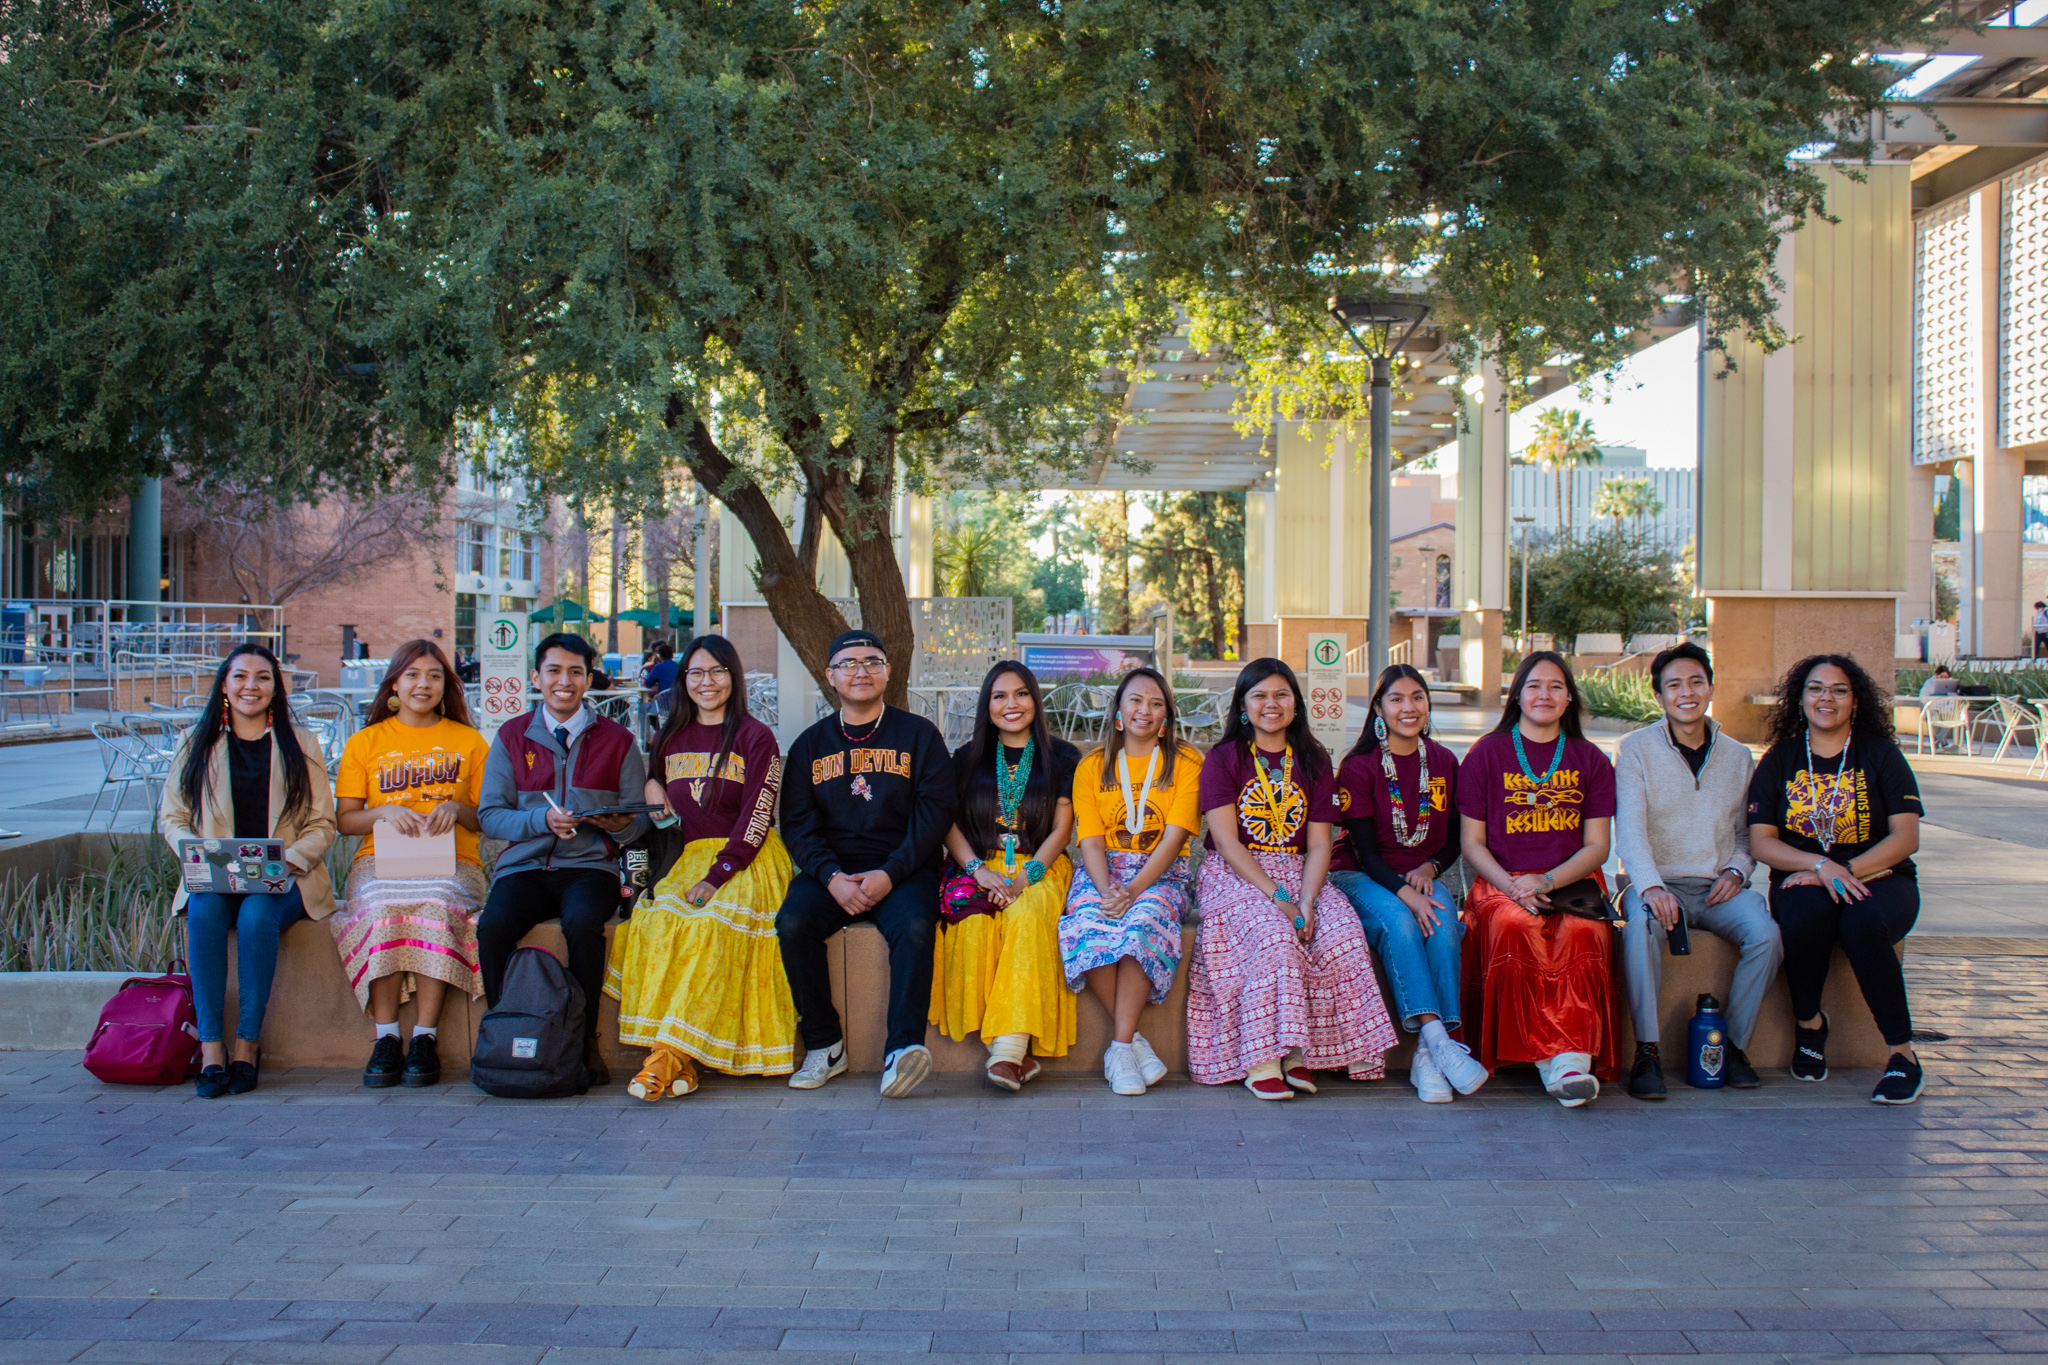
[0, 954, 2043, 1364]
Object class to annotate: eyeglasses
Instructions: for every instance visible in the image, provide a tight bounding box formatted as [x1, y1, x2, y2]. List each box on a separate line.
[830, 658, 888, 675]
[1803, 683, 1853, 700]
[684, 667, 730, 683]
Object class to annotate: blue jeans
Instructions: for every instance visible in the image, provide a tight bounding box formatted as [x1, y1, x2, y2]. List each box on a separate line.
[185, 887, 308, 1043]
[1328, 870, 1462, 1032]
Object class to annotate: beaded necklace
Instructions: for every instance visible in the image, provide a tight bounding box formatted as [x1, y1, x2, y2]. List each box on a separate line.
[1379, 738, 1433, 848]
[1803, 729, 1854, 853]
[1511, 724, 1565, 788]
[995, 736, 1035, 830]
[1246, 742, 1295, 830]
[838, 708, 883, 744]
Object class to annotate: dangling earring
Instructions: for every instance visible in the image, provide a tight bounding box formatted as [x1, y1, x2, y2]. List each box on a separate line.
[1115, 715, 1124, 731]
[388, 695, 402, 711]
[1240, 711, 1249, 726]
[1372, 715, 1387, 742]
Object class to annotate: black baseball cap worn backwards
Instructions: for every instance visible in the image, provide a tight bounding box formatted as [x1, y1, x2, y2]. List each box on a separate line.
[828, 630, 887, 662]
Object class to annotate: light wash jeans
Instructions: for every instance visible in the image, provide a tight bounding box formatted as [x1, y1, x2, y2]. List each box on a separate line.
[185, 887, 307, 1043]
[1328, 870, 1462, 1031]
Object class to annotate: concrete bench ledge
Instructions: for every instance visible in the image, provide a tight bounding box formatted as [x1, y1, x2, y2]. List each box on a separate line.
[4, 920, 1895, 1080]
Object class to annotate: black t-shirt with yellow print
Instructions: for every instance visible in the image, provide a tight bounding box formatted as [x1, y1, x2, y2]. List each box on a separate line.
[1746, 735, 1923, 880]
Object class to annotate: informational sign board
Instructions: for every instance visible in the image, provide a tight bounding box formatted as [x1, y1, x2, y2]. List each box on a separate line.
[478, 613, 529, 740]
[1304, 632, 1349, 753]
[1016, 642, 1155, 679]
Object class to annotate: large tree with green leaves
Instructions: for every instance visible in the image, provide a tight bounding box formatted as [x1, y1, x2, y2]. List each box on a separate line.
[1, 0, 1932, 693]
[1138, 491, 1244, 660]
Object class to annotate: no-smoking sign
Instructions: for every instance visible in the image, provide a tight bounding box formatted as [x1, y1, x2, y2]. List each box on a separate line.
[1304, 631, 1348, 751]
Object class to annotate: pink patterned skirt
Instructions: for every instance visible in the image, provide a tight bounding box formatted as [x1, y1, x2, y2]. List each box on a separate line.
[1185, 850, 1397, 1084]
[329, 859, 487, 1009]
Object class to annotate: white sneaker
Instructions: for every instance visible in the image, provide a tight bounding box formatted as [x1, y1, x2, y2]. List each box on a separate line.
[788, 1042, 846, 1090]
[1129, 1032, 1169, 1086]
[1106, 1044, 1147, 1096]
[1540, 1054, 1599, 1108]
[1427, 1033, 1490, 1096]
[1409, 1043, 1453, 1103]
[879, 1044, 932, 1099]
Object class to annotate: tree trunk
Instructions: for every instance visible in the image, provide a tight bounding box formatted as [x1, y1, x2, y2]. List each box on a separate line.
[1116, 492, 1131, 634]
[605, 505, 623, 655]
[1201, 548, 1225, 659]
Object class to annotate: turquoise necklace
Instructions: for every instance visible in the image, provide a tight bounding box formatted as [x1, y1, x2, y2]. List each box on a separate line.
[1511, 723, 1565, 787]
[996, 736, 1035, 829]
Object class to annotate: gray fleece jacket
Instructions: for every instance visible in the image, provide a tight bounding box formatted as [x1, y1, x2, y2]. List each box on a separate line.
[1613, 719, 1756, 890]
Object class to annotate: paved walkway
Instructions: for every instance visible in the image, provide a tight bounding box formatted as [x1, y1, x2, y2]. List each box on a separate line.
[0, 951, 2045, 1363]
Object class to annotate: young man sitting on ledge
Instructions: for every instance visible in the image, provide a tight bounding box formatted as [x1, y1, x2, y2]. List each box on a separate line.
[776, 629, 954, 1098]
[477, 632, 649, 1086]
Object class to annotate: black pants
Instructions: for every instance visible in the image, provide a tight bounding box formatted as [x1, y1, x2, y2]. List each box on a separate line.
[477, 868, 621, 1039]
[1771, 874, 1920, 1047]
[776, 868, 940, 1056]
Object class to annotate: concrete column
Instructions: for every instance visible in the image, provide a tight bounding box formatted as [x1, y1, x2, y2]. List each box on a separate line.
[1971, 185, 2025, 656]
[127, 476, 161, 621]
[1243, 489, 1277, 659]
[693, 487, 714, 635]
[1458, 359, 1507, 693]
[1328, 428, 1347, 615]
[896, 492, 933, 599]
[718, 502, 756, 607]
[1905, 463, 1936, 628]
[1956, 458, 1978, 656]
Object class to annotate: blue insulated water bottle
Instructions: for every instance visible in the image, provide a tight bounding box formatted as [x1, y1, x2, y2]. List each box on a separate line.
[1688, 993, 1727, 1089]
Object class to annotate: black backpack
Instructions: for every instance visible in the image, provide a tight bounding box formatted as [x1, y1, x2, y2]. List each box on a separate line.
[471, 946, 588, 1098]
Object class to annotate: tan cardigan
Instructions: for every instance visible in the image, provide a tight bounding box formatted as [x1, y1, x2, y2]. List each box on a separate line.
[158, 723, 339, 919]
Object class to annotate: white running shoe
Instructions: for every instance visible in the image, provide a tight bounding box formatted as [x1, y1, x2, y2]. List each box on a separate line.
[1107, 1044, 1147, 1096]
[788, 1042, 846, 1090]
[1427, 1033, 1490, 1096]
[879, 1044, 932, 1099]
[1129, 1032, 1169, 1086]
[1541, 1055, 1600, 1108]
[1409, 1043, 1453, 1103]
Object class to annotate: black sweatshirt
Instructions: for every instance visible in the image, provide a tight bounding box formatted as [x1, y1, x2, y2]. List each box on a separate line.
[781, 705, 956, 888]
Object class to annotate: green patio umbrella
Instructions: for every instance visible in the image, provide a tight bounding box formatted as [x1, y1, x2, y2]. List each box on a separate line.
[529, 598, 604, 624]
[611, 607, 663, 628]
[669, 607, 720, 628]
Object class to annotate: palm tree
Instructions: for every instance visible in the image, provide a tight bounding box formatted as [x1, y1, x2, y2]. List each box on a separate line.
[933, 521, 1004, 597]
[1594, 476, 1665, 538]
[1525, 409, 1602, 536]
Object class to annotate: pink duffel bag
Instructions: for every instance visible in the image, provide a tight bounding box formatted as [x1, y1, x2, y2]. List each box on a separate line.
[82, 964, 201, 1086]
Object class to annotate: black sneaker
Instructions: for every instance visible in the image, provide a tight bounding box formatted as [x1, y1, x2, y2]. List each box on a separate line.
[363, 1035, 403, 1089]
[1628, 1044, 1667, 1101]
[401, 1033, 441, 1088]
[1791, 1014, 1829, 1082]
[1872, 1052, 1924, 1105]
[1724, 1045, 1761, 1089]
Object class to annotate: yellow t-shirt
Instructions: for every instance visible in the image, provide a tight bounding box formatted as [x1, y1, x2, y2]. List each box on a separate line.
[1072, 744, 1203, 855]
[335, 717, 490, 866]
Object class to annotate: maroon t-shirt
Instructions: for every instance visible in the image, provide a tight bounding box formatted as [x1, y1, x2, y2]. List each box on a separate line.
[1334, 739, 1459, 876]
[1454, 729, 1616, 874]
[1198, 741, 1340, 854]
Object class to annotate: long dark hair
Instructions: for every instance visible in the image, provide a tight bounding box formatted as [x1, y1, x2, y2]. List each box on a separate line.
[1493, 649, 1586, 743]
[1345, 664, 1432, 761]
[954, 662, 1064, 854]
[650, 634, 751, 791]
[1765, 653, 1895, 748]
[367, 640, 473, 728]
[176, 643, 314, 825]
[1094, 665, 1189, 788]
[1213, 657, 1330, 783]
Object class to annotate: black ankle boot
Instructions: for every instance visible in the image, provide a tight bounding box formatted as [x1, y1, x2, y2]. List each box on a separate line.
[1628, 1043, 1667, 1101]
[363, 1034, 403, 1089]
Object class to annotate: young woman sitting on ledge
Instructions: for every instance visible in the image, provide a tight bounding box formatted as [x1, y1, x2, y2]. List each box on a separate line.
[330, 640, 489, 1089]
[1187, 658, 1396, 1099]
[1456, 650, 1620, 1108]
[159, 644, 336, 1099]
[1058, 667, 1203, 1096]
[1747, 653, 1926, 1105]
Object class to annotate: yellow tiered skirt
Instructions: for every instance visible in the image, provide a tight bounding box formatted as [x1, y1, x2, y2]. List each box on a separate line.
[603, 832, 797, 1075]
[929, 853, 1077, 1057]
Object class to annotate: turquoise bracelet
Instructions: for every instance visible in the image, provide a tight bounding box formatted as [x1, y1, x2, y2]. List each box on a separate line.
[1024, 860, 1047, 885]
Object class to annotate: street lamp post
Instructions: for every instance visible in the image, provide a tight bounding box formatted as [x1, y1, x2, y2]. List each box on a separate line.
[1513, 515, 1537, 653]
[1328, 296, 1431, 679]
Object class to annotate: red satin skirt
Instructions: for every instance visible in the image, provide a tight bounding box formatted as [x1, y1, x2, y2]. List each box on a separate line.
[1459, 873, 1624, 1080]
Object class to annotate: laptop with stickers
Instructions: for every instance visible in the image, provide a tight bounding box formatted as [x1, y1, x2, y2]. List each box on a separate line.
[177, 838, 295, 895]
